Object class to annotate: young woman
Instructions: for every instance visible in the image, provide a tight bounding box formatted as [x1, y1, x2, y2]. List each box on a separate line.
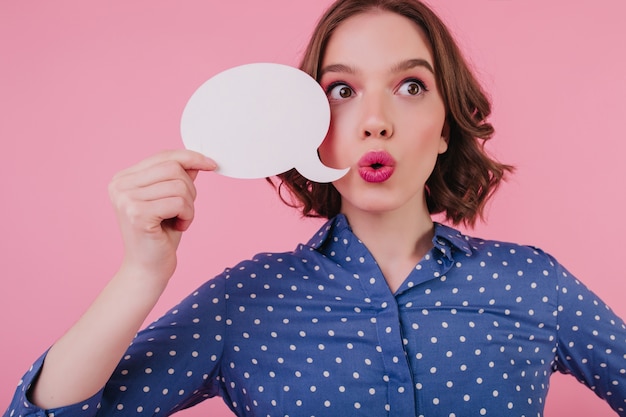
[5, 0, 625, 416]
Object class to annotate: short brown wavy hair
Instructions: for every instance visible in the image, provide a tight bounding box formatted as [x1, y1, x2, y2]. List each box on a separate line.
[269, 0, 513, 226]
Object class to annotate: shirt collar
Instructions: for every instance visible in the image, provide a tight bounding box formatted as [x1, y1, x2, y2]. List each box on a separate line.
[431, 222, 473, 259]
[303, 214, 473, 261]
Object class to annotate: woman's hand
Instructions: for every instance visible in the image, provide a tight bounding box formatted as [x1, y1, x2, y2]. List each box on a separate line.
[108, 149, 217, 285]
[31, 150, 217, 409]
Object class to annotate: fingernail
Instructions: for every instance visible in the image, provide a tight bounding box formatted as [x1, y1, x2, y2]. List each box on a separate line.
[205, 157, 218, 169]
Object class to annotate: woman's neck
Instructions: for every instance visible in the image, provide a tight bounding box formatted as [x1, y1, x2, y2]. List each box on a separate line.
[341, 200, 435, 293]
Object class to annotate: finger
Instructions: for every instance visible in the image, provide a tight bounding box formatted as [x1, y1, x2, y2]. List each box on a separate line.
[132, 178, 198, 204]
[115, 149, 217, 178]
[186, 169, 200, 182]
[125, 196, 195, 235]
[114, 160, 198, 197]
[160, 197, 195, 232]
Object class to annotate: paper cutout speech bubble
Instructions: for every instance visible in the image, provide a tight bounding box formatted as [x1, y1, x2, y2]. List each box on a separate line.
[180, 63, 349, 183]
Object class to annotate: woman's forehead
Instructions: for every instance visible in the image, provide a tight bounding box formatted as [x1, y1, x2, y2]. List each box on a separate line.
[322, 10, 435, 71]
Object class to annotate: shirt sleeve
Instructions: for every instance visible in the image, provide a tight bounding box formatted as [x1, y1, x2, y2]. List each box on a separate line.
[3, 275, 228, 417]
[552, 256, 626, 416]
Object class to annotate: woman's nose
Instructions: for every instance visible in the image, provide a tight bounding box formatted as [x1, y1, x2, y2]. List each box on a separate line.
[360, 94, 393, 139]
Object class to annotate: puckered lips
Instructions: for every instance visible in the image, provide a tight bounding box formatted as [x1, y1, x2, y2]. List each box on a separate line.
[357, 150, 396, 183]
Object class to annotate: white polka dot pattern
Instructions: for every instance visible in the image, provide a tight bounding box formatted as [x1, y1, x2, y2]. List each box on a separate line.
[6, 215, 626, 416]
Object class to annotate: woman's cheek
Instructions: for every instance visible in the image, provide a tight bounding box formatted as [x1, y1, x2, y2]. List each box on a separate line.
[318, 131, 340, 169]
[319, 111, 348, 169]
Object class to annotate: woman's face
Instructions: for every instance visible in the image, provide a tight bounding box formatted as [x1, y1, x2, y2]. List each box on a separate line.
[318, 10, 448, 218]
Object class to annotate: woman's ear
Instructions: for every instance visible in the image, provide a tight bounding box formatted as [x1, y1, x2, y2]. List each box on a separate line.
[439, 122, 450, 154]
[438, 136, 449, 154]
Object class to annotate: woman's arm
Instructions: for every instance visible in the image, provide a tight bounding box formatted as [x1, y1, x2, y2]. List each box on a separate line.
[30, 150, 216, 409]
[552, 259, 626, 416]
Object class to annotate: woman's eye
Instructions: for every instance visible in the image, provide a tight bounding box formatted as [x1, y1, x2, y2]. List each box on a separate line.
[327, 83, 354, 100]
[398, 79, 426, 96]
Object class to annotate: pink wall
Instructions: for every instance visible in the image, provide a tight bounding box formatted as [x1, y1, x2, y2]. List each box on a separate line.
[1, 1, 625, 415]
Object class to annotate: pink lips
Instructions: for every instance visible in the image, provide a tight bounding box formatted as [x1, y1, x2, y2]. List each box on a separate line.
[357, 151, 396, 183]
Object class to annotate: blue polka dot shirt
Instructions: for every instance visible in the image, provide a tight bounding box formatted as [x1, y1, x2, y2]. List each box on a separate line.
[6, 215, 626, 416]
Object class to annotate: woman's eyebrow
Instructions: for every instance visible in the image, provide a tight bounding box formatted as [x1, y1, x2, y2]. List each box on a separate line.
[390, 58, 434, 74]
[319, 63, 357, 77]
[320, 58, 434, 78]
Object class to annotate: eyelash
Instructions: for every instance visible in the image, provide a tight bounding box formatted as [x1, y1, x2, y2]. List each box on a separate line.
[325, 81, 354, 100]
[398, 77, 428, 95]
[324, 77, 429, 100]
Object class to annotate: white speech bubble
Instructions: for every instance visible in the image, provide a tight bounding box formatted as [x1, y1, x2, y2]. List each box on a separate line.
[180, 63, 349, 183]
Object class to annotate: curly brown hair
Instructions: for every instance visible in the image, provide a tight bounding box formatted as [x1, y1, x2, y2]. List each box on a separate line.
[269, 0, 513, 226]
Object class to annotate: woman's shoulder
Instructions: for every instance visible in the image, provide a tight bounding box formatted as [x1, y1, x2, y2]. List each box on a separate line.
[434, 222, 561, 269]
